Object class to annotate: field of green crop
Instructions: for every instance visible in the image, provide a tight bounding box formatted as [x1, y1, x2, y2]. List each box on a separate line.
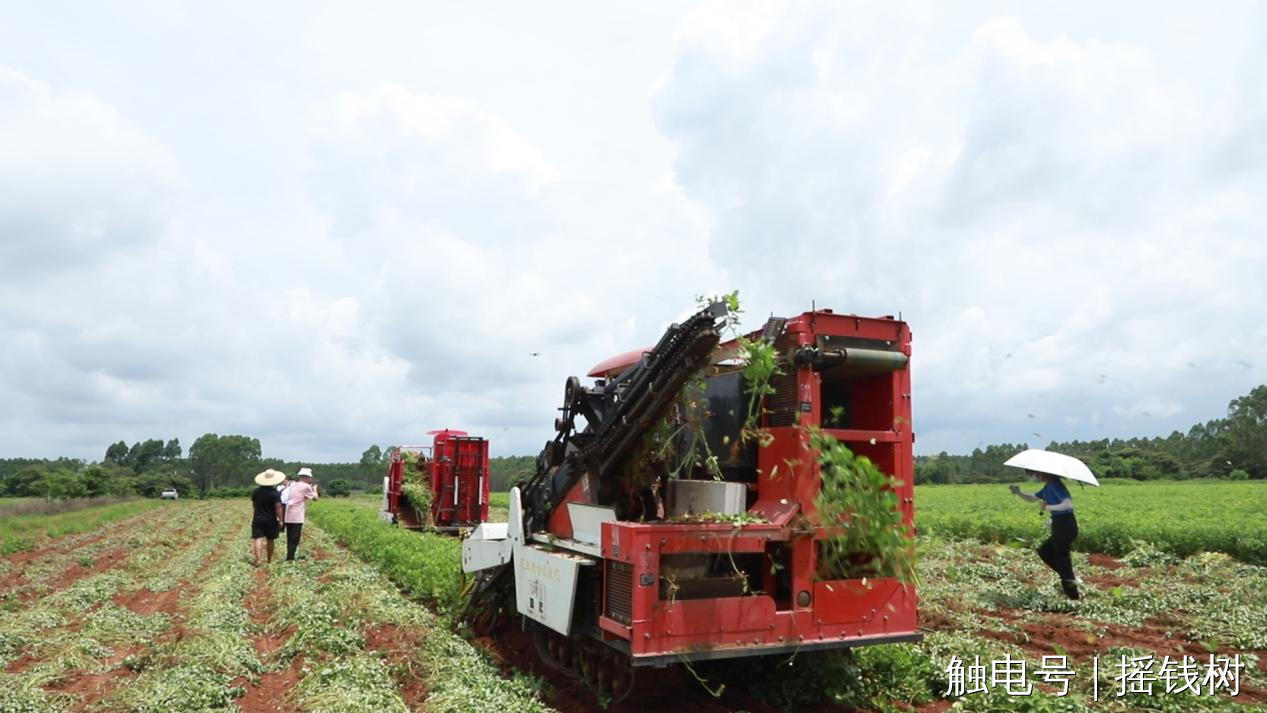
[916, 479, 1267, 564]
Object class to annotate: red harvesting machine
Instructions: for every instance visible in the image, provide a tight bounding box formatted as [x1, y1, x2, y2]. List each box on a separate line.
[462, 302, 920, 699]
[380, 429, 490, 532]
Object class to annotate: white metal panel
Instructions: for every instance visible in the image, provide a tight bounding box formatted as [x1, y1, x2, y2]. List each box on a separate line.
[515, 545, 588, 635]
[471, 522, 508, 540]
[566, 502, 616, 546]
[463, 536, 512, 572]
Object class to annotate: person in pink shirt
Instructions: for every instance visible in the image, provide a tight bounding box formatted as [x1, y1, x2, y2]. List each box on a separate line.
[283, 467, 319, 561]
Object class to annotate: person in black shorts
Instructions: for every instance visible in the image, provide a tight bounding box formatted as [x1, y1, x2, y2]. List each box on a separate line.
[251, 469, 286, 565]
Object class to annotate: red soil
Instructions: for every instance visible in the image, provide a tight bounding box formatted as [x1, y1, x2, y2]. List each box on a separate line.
[1087, 553, 1127, 570]
[234, 657, 304, 713]
[0, 529, 124, 594]
[111, 580, 189, 616]
[976, 611, 1266, 704]
[235, 568, 302, 713]
[362, 622, 429, 708]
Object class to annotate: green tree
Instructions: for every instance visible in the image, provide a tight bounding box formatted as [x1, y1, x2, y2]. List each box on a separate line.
[360, 445, 383, 478]
[326, 478, 353, 497]
[131, 439, 166, 472]
[189, 433, 262, 493]
[1222, 385, 1267, 478]
[104, 440, 129, 466]
[40, 468, 88, 499]
[163, 438, 182, 460]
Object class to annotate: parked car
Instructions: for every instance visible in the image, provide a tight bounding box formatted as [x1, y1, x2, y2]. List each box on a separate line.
[160, 488, 179, 500]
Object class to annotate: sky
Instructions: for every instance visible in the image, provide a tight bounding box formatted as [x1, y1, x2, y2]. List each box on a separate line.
[2, 1, 1265, 463]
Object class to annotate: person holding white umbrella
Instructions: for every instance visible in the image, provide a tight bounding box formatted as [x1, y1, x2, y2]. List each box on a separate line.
[1005, 449, 1100, 600]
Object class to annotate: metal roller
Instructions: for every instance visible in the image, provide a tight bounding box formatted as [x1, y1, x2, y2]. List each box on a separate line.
[794, 346, 909, 376]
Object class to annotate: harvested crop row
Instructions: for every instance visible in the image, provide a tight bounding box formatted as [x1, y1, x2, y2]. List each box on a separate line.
[97, 547, 261, 712]
[0, 502, 243, 712]
[0, 499, 164, 557]
[285, 515, 555, 712]
[0, 504, 173, 599]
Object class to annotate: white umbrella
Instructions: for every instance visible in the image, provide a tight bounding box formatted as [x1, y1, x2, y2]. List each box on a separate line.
[1003, 449, 1100, 487]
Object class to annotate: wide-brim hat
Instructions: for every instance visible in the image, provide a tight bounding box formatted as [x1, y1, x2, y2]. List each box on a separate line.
[254, 469, 286, 487]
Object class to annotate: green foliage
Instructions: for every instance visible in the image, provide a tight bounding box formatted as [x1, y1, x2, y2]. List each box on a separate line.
[203, 486, 254, 498]
[132, 472, 194, 498]
[664, 510, 770, 525]
[814, 430, 916, 582]
[489, 455, 535, 491]
[916, 480, 1267, 564]
[327, 478, 354, 497]
[729, 645, 941, 712]
[307, 499, 464, 615]
[294, 655, 409, 713]
[401, 481, 432, 524]
[737, 333, 780, 443]
[188, 433, 261, 493]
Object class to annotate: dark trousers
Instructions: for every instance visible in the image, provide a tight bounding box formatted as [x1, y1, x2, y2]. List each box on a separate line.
[285, 523, 304, 560]
[1038, 514, 1078, 583]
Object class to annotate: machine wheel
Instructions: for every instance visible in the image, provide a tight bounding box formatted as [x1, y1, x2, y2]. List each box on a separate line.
[564, 375, 582, 408]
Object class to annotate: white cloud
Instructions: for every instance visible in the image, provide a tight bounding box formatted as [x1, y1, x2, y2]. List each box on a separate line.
[653, 2, 1267, 452]
[0, 66, 178, 273]
[0, 3, 1264, 464]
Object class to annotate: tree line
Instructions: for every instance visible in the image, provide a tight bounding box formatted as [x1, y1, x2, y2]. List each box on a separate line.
[0, 436, 541, 500]
[916, 384, 1267, 484]
[5, 383, 1262, 498]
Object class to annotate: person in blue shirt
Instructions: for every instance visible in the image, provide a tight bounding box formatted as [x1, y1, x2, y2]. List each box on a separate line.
[1010, 471, 1079, 599]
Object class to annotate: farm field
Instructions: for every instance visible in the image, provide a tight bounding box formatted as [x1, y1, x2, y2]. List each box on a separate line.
[1, 486, 1263, 712]
[0, 500, 551, 713]
[0, 499, 161, 556]
[331, 488, 1267, 712]
[916, 480, 1267, 564]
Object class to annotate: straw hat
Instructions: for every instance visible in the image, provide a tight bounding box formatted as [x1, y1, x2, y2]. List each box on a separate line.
[254, 469, 286, 487]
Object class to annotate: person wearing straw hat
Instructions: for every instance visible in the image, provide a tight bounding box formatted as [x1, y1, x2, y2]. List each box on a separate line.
[251, 469, 286, 566]
[1004, 449, 1100, 601]
[283, 467, 319, 561]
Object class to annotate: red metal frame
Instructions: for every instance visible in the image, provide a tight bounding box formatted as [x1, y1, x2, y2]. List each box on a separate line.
[429, 429, 491, 528]
[385, 430, 491, 529]
[585, 310, 917, 663]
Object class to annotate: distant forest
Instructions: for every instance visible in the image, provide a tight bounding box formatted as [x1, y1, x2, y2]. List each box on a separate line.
[2, 385, 1263, 499]
[915, 385, 1267, 483]
[0, 435, 538, 500]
